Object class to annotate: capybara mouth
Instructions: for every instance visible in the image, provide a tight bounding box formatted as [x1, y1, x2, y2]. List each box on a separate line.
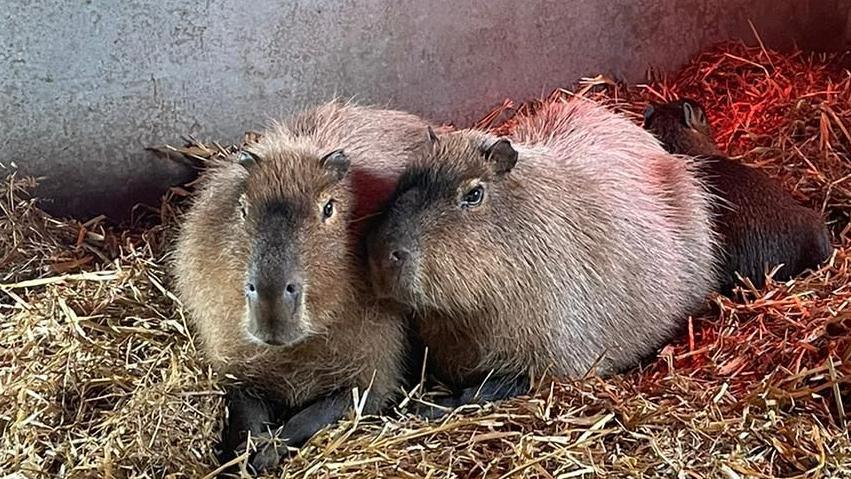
[369, 258, 419, 304]
[245, 305, 312, 348]
[246, 324, 311, 348]
[368, 238, 423, 303]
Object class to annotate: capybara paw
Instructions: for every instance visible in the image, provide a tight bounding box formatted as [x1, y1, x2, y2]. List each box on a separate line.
[248, 442, 286, 474]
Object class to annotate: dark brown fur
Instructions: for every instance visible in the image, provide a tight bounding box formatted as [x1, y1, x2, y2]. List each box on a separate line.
[644, 98, 832, 292]
[367, 99, 719, 401]
[173, 100, 430, 471]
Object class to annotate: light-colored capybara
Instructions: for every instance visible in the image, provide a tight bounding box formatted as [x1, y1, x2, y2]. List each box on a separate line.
[173, 100, 432, 471]
[366, 98, 719, 408]
[644, 98, 832, 293]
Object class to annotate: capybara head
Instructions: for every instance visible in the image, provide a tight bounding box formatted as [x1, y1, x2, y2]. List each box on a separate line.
[367, 129, 520, 312]
[236, 147, 354, 347]
[643, 98, 720, 156]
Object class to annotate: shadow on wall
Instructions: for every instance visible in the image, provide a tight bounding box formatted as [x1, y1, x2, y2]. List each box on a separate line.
[3, 0, 850, 221]
[22, 152, 197, 221]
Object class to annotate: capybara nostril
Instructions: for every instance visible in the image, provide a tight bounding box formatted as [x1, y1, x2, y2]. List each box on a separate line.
[389, 249, 410, 266]
[284, 281, 302, 299]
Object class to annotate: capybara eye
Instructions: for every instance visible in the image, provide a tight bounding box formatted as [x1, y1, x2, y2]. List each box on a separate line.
[322, 199, 335, 220]
[461, 185, 485, 208]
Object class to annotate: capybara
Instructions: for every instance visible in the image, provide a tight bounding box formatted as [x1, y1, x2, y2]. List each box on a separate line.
[644, 98, 832, 293]
[366, 98, 719, 408]
[173, 100, 432, 472]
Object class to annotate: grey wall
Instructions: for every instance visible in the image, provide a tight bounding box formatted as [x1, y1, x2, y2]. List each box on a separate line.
[3, 0, 850, 219]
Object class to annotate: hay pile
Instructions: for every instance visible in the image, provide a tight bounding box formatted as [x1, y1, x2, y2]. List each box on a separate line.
[2, 41, 850, 478]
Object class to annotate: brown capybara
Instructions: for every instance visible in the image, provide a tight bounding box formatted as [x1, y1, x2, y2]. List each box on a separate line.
[643, 98, 832, 293]
[173, 100, 431, 472]
[366, 99, 719, 409]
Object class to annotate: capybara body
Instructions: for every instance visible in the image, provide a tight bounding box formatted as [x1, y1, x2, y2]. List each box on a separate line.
[644, 98, 832, 292]
[367, 99, 719, 391]
[174, 100, 430, 468]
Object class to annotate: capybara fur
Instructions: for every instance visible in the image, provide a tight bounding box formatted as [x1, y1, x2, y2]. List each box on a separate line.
[644, 98, 832, 293]
[173, 100, 431, 470]
[367, 99, 719, 398]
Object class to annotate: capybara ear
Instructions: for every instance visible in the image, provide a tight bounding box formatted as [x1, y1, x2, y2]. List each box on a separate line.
[483, 138, 518, 175]
[320, 149, 350, 182]
[682, 100, 708, 130]
[642, 104, 656, 127]
[237, 150, 260, 169]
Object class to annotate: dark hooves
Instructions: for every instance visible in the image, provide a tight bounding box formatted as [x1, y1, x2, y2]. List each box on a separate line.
[215, 433, 290, 477]
[247, 438, 288, 475]
[411, 375, 531, 420]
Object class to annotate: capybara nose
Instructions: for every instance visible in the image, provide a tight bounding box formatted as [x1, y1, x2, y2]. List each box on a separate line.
[245, 273, 306, 346]
[245, 272, 303, 321]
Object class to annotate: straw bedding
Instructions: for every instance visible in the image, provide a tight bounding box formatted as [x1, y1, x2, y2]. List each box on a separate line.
[2, 41, 850, 478]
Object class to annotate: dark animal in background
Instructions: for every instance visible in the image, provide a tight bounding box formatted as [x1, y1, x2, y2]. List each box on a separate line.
[644, 98, 832, 293]
[173, 101, 431, 473]
[367, 99, 719, 411]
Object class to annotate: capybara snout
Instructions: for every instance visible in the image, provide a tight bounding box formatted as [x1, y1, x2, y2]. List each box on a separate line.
[242, 219, 310, 346]
[244, 259, 307, 347]
[367, 212, 421, 302]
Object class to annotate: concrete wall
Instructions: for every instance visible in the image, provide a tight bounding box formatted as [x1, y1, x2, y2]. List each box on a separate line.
[3, 0, 850, 219]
